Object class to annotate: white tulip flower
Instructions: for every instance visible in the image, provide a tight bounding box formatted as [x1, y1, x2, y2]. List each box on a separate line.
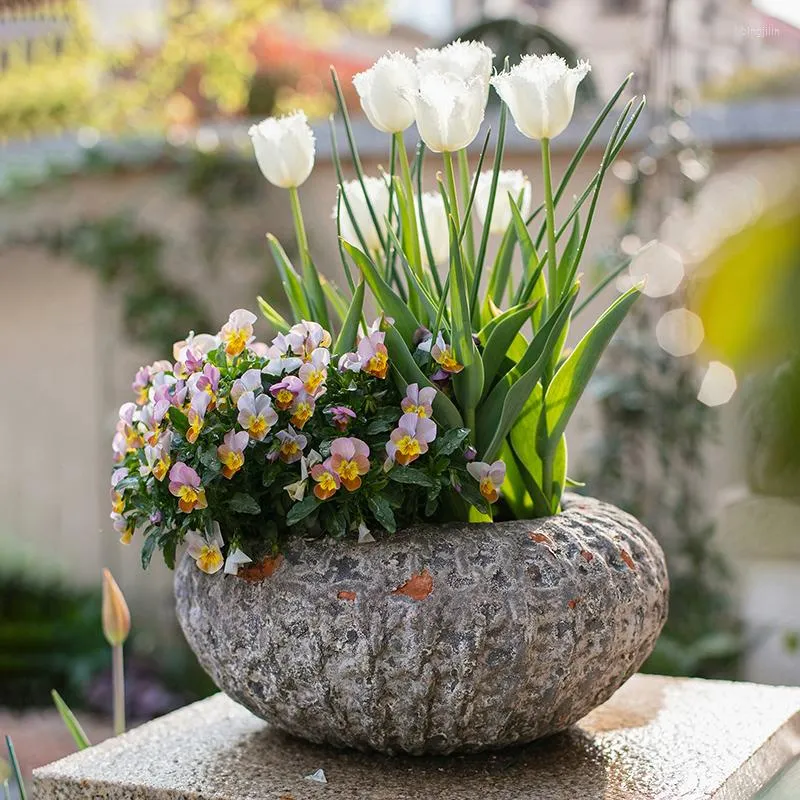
[490, 54, 591, 140]
[417, 192, 450, 266]
[248, 111, 315, 188]
[353, 52, 418, 134]
[416, 39, 494, 89]
[336, 175, 392, 253]
[411, 72, 486, 153]
[474, 170, 532, 235]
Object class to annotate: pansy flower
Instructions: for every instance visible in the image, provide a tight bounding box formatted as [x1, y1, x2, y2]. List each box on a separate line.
[290, 387, 321, 429]
[111, 511, 134, 545]
[270, 375, 303, 410]
[217, 430, 249, 479]
[298, 347, 330, 395]
[326, 406, 357, 432]
[386, 413, 437, 465]
[329, 437, 371, 491]
[141, 437, 172, 481]
[230, 368, 263, 406]
[132, 366, 151, 405]
[310, 458, 340, 500]
[401, 383, 435, 418]
[237, 391, 278, 441]
[357, 330, 389, 379]
[187, 363, 220, 408]
[286, 320, 332, 360]
[168, 462, 208, 513]
[276, 426, 307, 463]
[466, 460, 506, 503]
[263, 333, 304, 376]
[110, 468, 128, 515]
[185, 523, 224, 574]
[186, 391, 211, 444]
[429, 332, 463, 376]
[219, 309, 257, 358]
[173, 332, 219, 363]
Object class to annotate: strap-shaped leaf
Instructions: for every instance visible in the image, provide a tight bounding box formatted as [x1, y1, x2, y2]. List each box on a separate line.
[343, 240, 421, 344]
[486, 225, 517, 307]
[320, 276, 348, 324]
[477, 286, 577, 462]
[52, 689, 91, 750]
[479, 301, 538, 396]
[266, 234, 310, 322]
[386, 224, 438, 327]
[509, 195, 544, 300]
[545, 284, 640, 445]
[333, 280, 365, 356]
[383, 324, 463, 428]
[558, 214, 582, 298]
[256, 296, 290, 333]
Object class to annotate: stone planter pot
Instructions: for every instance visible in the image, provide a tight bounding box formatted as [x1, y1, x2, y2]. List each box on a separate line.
[175, 495, 668, 755]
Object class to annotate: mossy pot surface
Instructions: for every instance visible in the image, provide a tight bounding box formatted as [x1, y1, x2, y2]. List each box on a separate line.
[175, 495, 669, 755]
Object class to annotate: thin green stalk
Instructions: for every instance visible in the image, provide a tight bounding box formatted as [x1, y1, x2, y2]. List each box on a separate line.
[416, 144, 443, 295]
[457, 148, 475, 266]
[540, 138, 558, 314]
[384, 134, 398, 278]
[335, 190, 357, 295]
[442, 152, 460, 235]
[572, 258, 631, 318]
[395, 132, 423, 273]
[113, 643, 125, 736]
[289, 186, 310, 271]
[5, 738, 25, 800]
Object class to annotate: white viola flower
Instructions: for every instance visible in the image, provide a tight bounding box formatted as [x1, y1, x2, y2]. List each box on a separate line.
[185, 523, 225, 575]
[417, 191, 450, 266]
[417, 39, 494, 95]
[412, 73, 486, 153]
[474, 170, 532, 235]
[490, 54, 591, 140]
[224, 548, 252, 576]
[353, 52, 418, 134]
[249, 111, 315, 188]
[336, 175, 392, 253]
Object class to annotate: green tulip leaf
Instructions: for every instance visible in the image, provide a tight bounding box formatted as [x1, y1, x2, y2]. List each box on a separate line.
[333, 280, 365, 356]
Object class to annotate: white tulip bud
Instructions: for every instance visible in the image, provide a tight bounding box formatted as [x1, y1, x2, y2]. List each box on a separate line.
[336, 175, 392, 253]
[411, 73, 486, 154]
[417, 39, 494, 90]
[353, 53, 418, 134]
[490, 54, 591, 140]
[474, 170, 532, 235]
[417, 191, 450, 266]
[248, 111, 315, 188]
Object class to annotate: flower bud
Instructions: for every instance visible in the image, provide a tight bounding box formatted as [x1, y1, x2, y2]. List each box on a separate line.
[102, 568, 131, 647]
[474, 170, 532, 235]
[353, 53, 418, 134]
[249, 111, 315, 188]
[491, 54, 591, 140]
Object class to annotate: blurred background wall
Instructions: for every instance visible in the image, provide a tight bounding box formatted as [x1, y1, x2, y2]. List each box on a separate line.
[2, 0, 800, 736]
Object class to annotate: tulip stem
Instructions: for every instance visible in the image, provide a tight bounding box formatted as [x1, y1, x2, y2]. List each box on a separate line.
[457, 149, 475, 269]
[442, 151, 460, 239]
[540, 137, 558, 315]
[289, 186, 311, 273]
[112, 643, 126, 736]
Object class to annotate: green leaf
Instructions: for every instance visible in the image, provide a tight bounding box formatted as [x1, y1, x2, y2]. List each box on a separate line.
[51, 690, 91, 750]
[344, 241, 421, 344]
[388, 466, 438, 488]
[545, 285, 641, 445]
[558, 214, 582, 297]
[382, 324, 464, 428]
[333, 280, 365, 356]
[477, 286, 578, 462]
[5, 737, 26, 800]
[386, 221, 438, 326]
[141, 533, 158, 569]
[320, 276, 348, 325]
[479, 301, 538, 395]
[434, 427, 470, 457]
[167, 407, 189, 436]
[508, 195, 544, 300]
[368, 494, 396, 533]
[286, 495, 320, 525]
[228, 493, 261, 515]
[266, 234, 311, 322]
[457, 479, 490, 516]
[257, 295, 291, 333]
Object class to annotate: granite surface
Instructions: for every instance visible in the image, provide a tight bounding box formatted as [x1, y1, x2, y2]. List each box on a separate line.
[175, 495, 669, 754]
[33, 675, 800, 799]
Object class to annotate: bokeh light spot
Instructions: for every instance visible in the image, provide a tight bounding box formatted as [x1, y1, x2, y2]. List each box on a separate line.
[697, 361, 737, 407]
[629, 240, 684, 298]
[656, 308, 705, 357]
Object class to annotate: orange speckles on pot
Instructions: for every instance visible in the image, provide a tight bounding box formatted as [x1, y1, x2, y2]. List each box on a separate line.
[580, 550, 594, 562]
[528, 531, 554, 545]
[238, 554, 284, 582]
[337, 590, 357, 601]
[567, 598, 581, 609]
[392, 569, 433, 600]
[620, 550, 636, 570]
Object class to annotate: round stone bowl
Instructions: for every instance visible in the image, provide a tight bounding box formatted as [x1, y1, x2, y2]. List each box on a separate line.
[174, 495, 668, 755]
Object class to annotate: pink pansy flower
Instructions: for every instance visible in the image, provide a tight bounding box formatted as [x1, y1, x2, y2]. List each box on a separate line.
[173, 332, 219, 362]
[290, 389, 318, 430]
[357, 330, 389, 379]
[401, 383, 435, 418]
[338, 351, 363, 373]
[329, 437, 371, 491]
[429, 332, 463, 375]
[230, 368, 263, 406]
[132, 367, 151, 405]
[298, 347, 330, 396]
[311, 458, 341, 500]
[249, 341, 269, 357]
[219, 309, 257, 358]
[466, 460, 507, 504]
[185, 523, 224, 574]
[386, 413, 437, 466]
[111, 511, 134, 545]
[151, 384, 173, 424]
[286, 321, 332, 360]
[270, 375, 303, 411]
[237, 391, 278, 441]
[263, 333, 304, 376]
[326, 406, 357, 432]
[217, 429, 249, 479]
[276, 426, 307, 463]
[168, 462, 208, 513]
[188, 363, 220, 407]
[186, 391, 211, 444]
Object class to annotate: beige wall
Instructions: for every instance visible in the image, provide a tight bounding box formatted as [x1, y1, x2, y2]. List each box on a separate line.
[0, 140, 759, 635]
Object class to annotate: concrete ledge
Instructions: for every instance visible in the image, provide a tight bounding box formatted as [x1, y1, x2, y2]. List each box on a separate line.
[33, 674, 800, 799]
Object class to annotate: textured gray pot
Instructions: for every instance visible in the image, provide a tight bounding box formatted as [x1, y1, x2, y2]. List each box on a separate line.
[175, 495, 668, 755]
